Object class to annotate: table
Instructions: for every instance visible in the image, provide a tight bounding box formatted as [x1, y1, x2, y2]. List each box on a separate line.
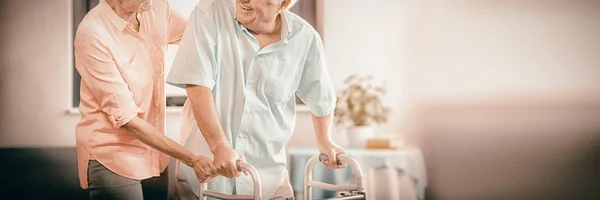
[287, 146, 427, 200]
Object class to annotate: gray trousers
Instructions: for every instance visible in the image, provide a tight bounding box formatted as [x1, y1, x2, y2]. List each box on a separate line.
[87, 160, 167, 200]
[173, 169, 198, 200]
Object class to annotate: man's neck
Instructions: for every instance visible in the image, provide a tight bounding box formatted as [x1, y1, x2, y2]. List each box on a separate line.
[106, 0, 139, 26]
[248, 15, 281, 36]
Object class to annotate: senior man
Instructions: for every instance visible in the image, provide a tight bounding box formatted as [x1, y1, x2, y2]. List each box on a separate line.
[166, 0, 346, 199]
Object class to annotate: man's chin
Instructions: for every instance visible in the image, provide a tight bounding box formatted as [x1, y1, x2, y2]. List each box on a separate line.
[237, 17, 256, 27]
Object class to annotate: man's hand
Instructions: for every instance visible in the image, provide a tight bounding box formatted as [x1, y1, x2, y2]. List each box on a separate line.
[189, 154, 217, 182]
[311, 113, 347, 169]
[317, 140, 347, 169]
[212, 143, 245, 178]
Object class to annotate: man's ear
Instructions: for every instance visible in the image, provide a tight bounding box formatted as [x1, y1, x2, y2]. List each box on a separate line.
[278, 0, 292, 13]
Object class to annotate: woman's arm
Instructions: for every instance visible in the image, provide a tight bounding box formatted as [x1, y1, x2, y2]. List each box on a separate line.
[74, 28, 215, 182]
[124, 117, 197, 167]
[124, 117, 216, 182]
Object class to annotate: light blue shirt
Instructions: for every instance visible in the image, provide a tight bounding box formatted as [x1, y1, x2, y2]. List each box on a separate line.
[166, 0, 336, 198]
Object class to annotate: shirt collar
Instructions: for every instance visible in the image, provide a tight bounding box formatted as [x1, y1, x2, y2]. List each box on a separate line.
[280, 11, 292, 44]
[234, 11, 293, 44]
[98, 0, 128, 31]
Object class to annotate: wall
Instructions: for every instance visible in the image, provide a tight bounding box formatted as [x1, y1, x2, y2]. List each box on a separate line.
[288, 0, 407, 147]
[290, 0, 600, 144]
[407, 0, 600, 100]
[0, 0, 195, 147]
[401, 1, 600, 199]
[0, 0, 79, 147]
[291, 0, 600, 199]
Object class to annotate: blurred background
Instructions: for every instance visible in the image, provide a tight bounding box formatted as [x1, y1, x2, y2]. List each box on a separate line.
[1, 0, 599, 199]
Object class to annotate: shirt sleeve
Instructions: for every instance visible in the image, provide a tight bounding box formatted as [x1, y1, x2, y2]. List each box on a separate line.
[296, 32, 337, 117]
[74, 31, 142, 128]
[166, 0, 188, 45]
[166, 5, 217, 90]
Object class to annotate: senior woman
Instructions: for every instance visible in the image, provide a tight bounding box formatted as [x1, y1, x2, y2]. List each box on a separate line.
[73, 0, 217, 199]
[166, 0, 347, 199]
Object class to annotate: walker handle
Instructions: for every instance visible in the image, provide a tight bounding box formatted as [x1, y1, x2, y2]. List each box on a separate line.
[199, 161, 262, 200]
[304, 154, 365, 199]
[318, 154, 343, 166]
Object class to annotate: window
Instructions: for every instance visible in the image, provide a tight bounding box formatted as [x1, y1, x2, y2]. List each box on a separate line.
[72, 0, 99, 108]
[72, 0, 319, 108]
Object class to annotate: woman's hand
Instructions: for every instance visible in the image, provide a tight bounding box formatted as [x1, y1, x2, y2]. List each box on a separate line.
[189, 154, 217, 182]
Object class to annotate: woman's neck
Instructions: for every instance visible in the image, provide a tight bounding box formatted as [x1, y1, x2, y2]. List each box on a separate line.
[106, 0, 139, 27]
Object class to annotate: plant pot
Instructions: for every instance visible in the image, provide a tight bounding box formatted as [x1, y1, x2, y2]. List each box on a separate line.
[346, 126, 375, 148]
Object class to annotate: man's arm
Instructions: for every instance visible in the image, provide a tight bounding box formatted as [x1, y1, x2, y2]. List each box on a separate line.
[165, 4, 244, 178]
[185, 85, 244, 178]
[184, 85, 227, 153]
[296, 31, 346, 168]
[311, 114, 347, 168]
[311, 114, 333, 144]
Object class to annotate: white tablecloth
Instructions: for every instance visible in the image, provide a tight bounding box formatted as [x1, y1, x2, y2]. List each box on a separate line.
[287, 146, 427, 200]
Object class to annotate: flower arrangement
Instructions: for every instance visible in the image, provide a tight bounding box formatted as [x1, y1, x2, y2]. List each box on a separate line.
[334, 74, 391, 127]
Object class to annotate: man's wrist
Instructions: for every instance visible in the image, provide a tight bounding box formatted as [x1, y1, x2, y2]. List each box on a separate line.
[316, 135, 332, 144]
[210, 141, 230, 154]
[185, 153, 200, 167]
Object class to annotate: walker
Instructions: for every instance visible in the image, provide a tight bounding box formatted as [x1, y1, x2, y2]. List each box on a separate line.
[198, 161, 262, 200]
[303, 154, 366, 200]
[199, 154, 365, 200]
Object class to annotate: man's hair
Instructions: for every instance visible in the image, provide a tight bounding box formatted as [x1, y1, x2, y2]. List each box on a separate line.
[288, 0, 298, 9]
[275, 0, 297, 10]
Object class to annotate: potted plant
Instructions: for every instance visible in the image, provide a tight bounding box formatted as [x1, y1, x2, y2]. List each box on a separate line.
[334, 74, 391, 148]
